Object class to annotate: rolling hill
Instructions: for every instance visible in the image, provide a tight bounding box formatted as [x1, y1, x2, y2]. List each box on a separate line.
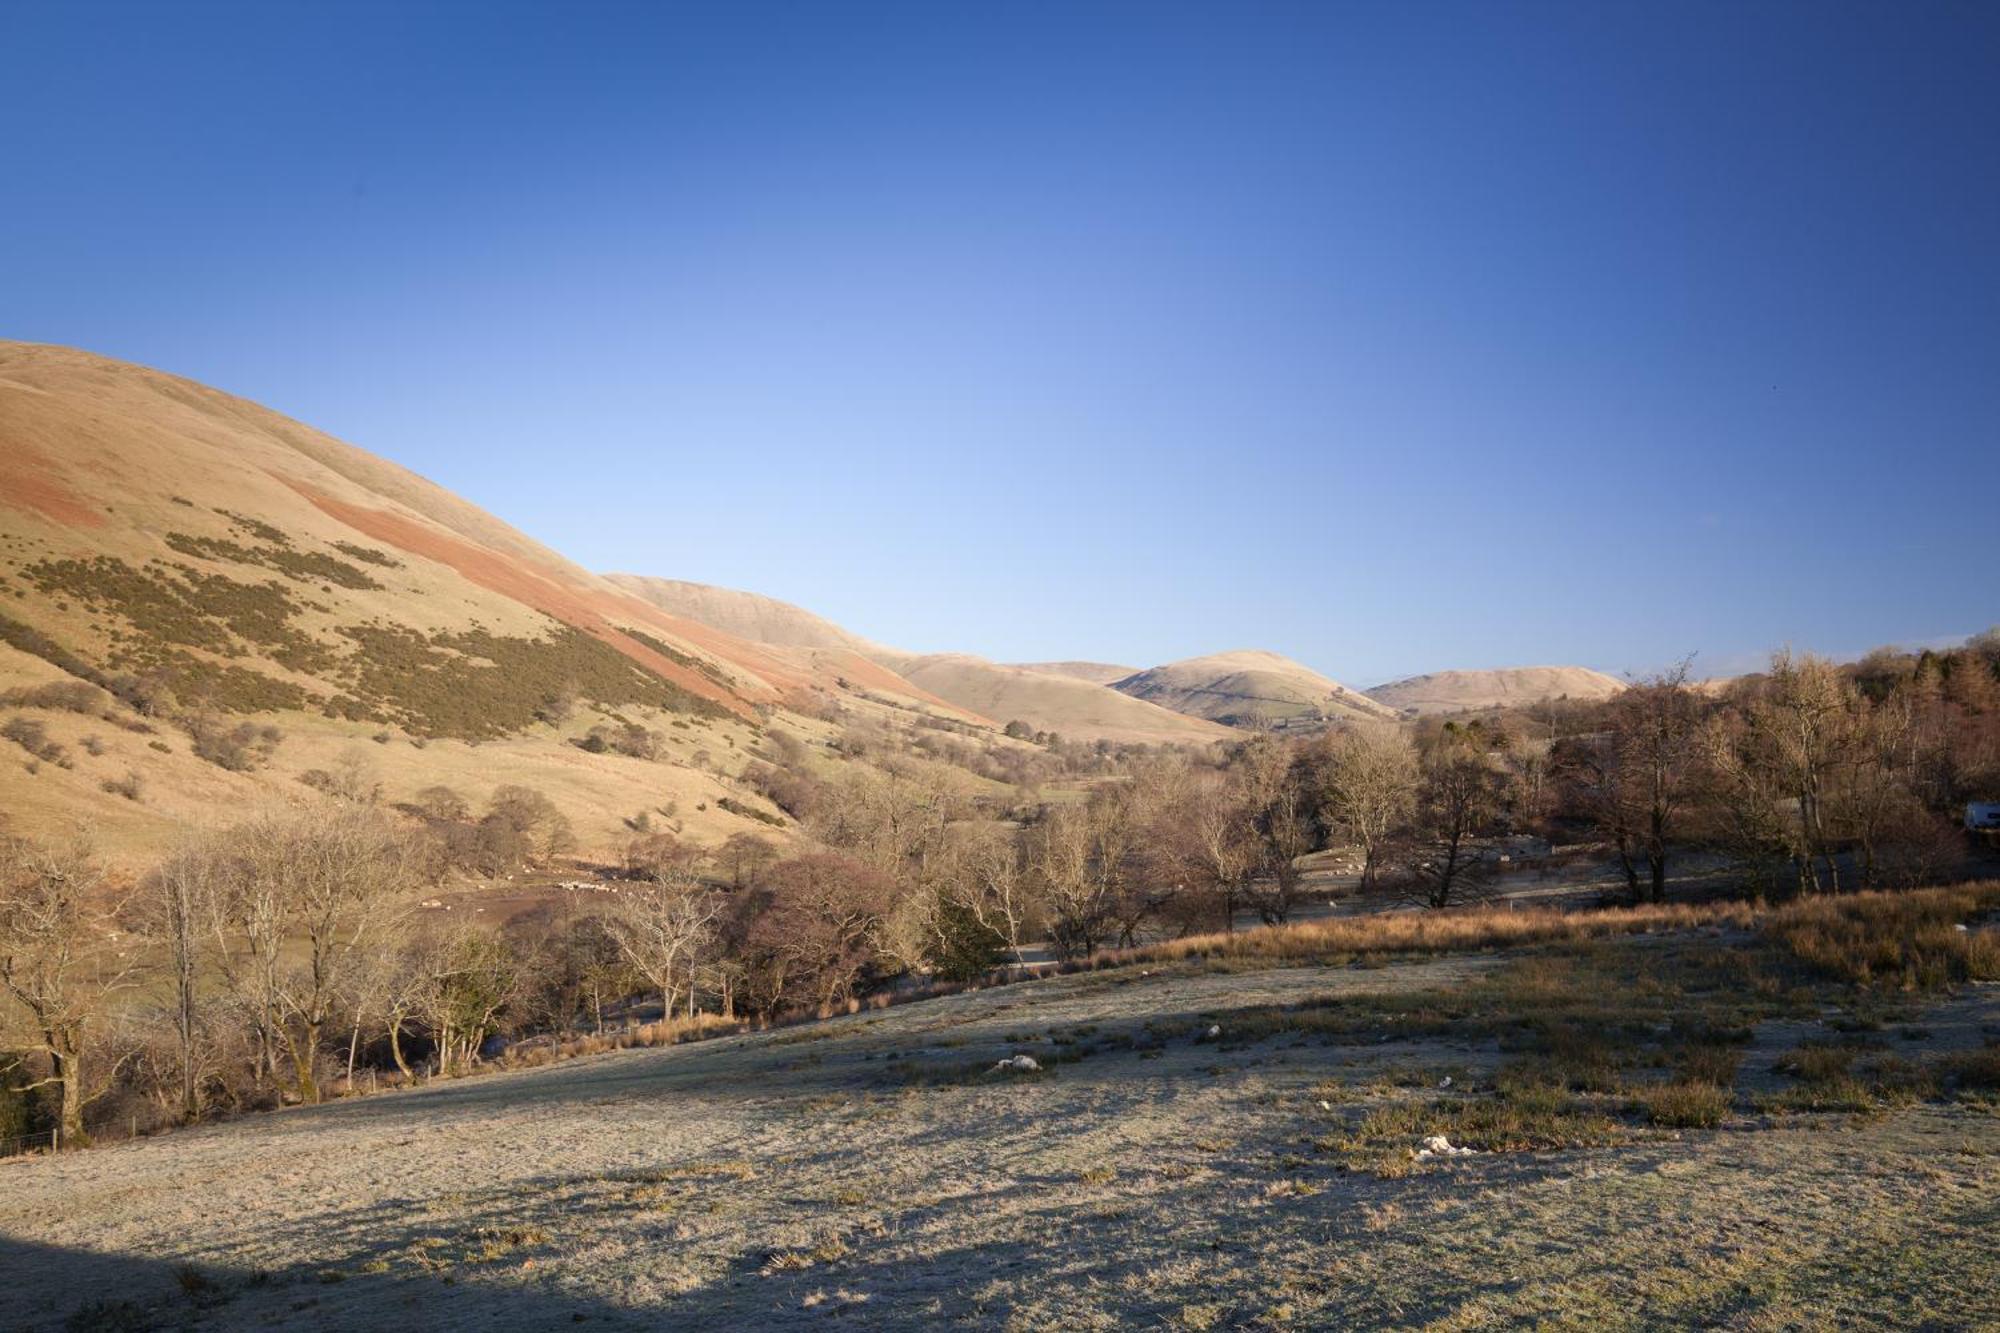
[0, 341, 904, 862]
[603, 578, 1231, 746]
[1111, 650, 1398, 728]
[1011, 660, 1141, 686]
[882, 654, 1234, 745]
[603, 575, 886, 658]
[1364, 665, 1627, 715]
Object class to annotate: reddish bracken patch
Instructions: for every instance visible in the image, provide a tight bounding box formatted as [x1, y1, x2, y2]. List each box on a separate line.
[277, 476, 755, 716]
[0, 441, 107, 529]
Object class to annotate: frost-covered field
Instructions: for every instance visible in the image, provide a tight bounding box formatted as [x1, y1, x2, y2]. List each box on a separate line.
[4, 945, 1996, 1331]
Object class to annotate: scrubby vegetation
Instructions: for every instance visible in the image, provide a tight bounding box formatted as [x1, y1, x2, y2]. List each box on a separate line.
[2, 716, 71, 769]
[335, 623, 722, 738]
[164, 529, 384, 590]
[619, 624, 735, 687]
[0, 679, 107, 713]
[189, 717, 283, 771]
[329, 540, 402, 568]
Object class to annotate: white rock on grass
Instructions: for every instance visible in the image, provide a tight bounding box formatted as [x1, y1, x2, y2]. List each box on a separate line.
[1413, 1134, 1478, 1160]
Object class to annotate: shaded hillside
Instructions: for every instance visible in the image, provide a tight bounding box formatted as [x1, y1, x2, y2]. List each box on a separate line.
[1112, 650, 1397, 728]
[1365, 665, 1626, 715]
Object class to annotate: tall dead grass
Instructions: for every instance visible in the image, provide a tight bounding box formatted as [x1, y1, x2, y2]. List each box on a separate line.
[1094, 900, 1755, 970]
[494, 1012, 747, 1071]
[1089, 881, 2000, 991]
[1763, 884, 2000, 989]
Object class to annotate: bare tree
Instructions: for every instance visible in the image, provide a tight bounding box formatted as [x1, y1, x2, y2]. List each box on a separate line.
[208, 809, 417, 1102]
[1587, 660, 1705, 903]
[1182, 771, 1259, 934]
[716, 832, 780, 890]
[405, 924, 527, 1075]
[0, 835, 135, 1146]
[1742, 652, 1858, 895]
[1031, 804, 1108, 959]
[483, 785, 577, 869]
[1233, 737, 1315, 924]
[604, 839, 721, 1020]
[955, 823, 1036, 966]
[742, 853, 893, 1013]
[1320, 725, 1419, 892]
[1401, 745, 1506, 909]
[140, 838, 219, 1122]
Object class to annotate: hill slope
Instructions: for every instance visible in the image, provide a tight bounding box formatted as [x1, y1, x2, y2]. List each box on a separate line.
[608, 576, 1230, 746]
[882, 654, 1234, 745]
[603, 575, 886, 658]
[0, 341, 835, 861]
[1011, 660, 1140, 686]
[1112, 650, 1397, 728]
[1365, 665, 1626, 715]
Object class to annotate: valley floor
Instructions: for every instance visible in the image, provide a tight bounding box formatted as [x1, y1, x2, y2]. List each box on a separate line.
[3, 943, 1996, 1330]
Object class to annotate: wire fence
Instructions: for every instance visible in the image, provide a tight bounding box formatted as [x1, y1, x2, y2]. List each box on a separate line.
[0, 1128, 59, 1158]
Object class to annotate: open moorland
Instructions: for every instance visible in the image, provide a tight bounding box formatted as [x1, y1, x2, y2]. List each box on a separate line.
[4, 889, 1997, 1331]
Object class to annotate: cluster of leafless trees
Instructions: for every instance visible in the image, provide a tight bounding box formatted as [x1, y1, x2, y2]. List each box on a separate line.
[1577, 646, 1997, 900]
[3, 635, 1995, 1151]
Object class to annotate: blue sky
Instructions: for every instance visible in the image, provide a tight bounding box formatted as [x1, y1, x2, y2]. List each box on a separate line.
[3, 2, 1994, 684]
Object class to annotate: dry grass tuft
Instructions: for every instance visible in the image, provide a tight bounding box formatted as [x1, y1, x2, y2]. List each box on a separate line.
[1638, 1080, 1732, 1128]
[1763, 886, 2000, 989]
[1328, 1084, 1634, 1171]
[1770, 1040, 1941, 1113]
[1941, 1044, 2000, 1099]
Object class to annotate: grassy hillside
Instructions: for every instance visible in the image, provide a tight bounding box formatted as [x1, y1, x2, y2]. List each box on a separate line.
[1366, 665, 1627, 715]
[604, 574, 888, 657]
[883, 652, 1236, 745]
[1112, 649, 1398, 728]
[0, 342, 942, 863]
[1011, 660, 1141, 686]
[605, 575, 1231, 745]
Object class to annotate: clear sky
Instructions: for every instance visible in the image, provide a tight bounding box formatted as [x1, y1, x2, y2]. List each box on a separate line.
[3, 2, 1995, 685]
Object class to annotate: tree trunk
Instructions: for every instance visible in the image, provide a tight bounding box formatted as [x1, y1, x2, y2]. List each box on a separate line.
[1648, 806, 1669, 904]
[175, 946, 198, 1123]
[287, 1020, 321, 1104]
[388, 1015, 413, 1080]
[52, 1045, 86, 1148]
[1614, 834, 1640, 902]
